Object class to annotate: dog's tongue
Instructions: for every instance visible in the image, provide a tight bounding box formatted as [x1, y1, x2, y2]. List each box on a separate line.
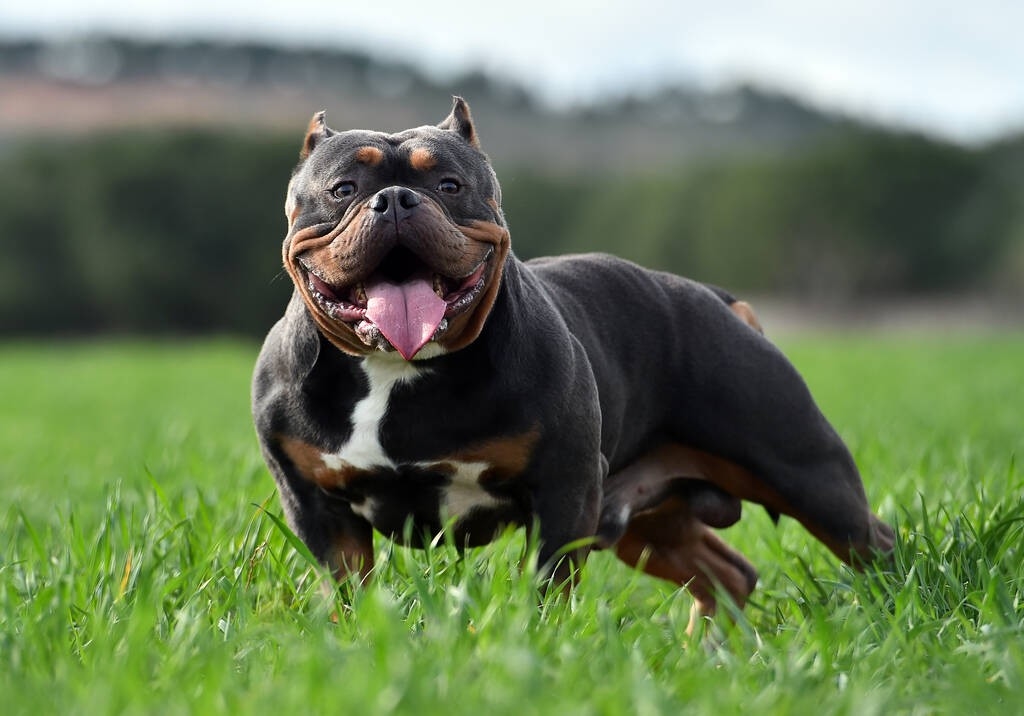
[364, 273, 446, 360]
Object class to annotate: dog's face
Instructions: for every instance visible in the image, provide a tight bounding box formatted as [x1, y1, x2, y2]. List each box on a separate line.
[282, 98, 510, 360]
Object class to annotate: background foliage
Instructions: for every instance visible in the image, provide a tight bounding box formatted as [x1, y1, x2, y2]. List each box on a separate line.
[1, 126, 1021, 337]
[2, 37, 1022, 337]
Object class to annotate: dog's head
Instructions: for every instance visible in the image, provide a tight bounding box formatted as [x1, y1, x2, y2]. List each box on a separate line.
[282, 97, 510, 360]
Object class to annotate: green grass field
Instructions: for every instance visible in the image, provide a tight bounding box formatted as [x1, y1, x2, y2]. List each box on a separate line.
[2, 335, 1023, 714]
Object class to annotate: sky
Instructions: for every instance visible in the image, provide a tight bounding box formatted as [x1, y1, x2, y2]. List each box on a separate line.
[2, 1, 1023, 143]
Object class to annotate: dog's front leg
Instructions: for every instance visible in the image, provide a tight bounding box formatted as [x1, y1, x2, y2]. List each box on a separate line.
[528, 447, 605, 589]
[312, 501, 375, 587]
[262, 446, 375, 591]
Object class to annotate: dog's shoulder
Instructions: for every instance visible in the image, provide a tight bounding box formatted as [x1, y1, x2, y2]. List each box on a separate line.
[251, 292, 330, 431]
[254, 293, 318, 377]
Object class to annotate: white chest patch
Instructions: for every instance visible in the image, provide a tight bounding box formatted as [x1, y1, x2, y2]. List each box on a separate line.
[324, 354, 420, 471]
[439, 461, 506, 519]
[317, 354, 506, 524]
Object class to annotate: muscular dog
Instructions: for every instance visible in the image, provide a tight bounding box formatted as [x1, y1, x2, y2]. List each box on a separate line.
[252, 98, 894, 624]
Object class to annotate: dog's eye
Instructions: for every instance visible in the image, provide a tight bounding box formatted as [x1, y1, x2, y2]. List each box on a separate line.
[331, 181, 357, 199]
[438, 179, 460, 195]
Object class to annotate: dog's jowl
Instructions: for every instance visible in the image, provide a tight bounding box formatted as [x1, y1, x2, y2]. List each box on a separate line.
[252, 97, 894, 624]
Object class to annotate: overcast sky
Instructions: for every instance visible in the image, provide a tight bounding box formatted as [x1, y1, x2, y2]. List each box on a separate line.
[2, 1, 1022, 143]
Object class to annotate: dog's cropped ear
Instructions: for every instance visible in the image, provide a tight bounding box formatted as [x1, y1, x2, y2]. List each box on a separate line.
[300, 111, 335, 159]
[438, 96, 480, 148]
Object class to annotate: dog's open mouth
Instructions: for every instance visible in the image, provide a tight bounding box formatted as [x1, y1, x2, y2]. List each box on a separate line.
[301, 246, 491, 359]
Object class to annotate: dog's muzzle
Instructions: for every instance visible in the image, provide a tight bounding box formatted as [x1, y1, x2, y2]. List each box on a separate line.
[302, 245, 493, 359]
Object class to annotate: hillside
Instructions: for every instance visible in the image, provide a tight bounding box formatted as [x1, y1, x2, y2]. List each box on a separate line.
[1, 36, 1021, 337]
[0, 36, 856, 172]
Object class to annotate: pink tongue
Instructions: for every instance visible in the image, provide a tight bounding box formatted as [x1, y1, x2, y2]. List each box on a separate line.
[364, 274, 447, 360]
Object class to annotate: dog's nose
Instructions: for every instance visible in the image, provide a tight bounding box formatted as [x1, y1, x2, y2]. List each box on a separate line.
[370, 186, 421, 220]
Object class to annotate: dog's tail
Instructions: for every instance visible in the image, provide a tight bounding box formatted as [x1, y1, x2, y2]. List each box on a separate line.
[703, 283, 764, 335]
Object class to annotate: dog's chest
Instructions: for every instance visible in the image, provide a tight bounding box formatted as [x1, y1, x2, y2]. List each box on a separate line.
[281, 357, 534, 535]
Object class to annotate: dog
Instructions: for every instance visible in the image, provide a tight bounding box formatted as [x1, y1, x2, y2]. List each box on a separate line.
[252, 97, 894, 627]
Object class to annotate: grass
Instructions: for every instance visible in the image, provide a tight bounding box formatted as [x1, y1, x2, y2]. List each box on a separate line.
[2, 334, 1023, 714]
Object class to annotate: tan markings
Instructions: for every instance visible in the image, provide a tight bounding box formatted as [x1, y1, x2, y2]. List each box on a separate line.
[449, 428, 540, 484]
[437, 219, 511, 354]
[283, 204, 383, 357]
[439, 97, 481, 148]
[729, 300, 763, 334]
[355, 146, 384, 165]
[301, 111, 330, 160]
[328, 530, 374, 584]
[283, 210, 348, 258]
[425, 462, 457, 477]
[607, 442, 882, 566]
[409, 147, 437, 172]
[279, 436, 366, 488]
[454, 100, 480, 148]
[486, 198, 500, 212]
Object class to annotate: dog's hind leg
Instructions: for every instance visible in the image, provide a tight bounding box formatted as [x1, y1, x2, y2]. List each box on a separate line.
[659, 286, 895, 565]
[598, 443, 746, 546]
[601, 440, 893, 571]
[599, 444, 758, 634]
[612, 495, 758, 636]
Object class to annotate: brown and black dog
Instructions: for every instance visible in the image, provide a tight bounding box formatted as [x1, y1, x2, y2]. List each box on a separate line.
[252, 98, 894, 627]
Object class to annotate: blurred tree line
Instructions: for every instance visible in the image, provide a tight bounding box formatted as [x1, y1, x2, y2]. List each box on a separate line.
[0, 126, 1021, 337]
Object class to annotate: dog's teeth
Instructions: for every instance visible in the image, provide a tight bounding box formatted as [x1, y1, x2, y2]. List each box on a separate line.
[433, 274, 445, 298]
[354, 320, 379, 345]
[355, 284, 367, 304]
